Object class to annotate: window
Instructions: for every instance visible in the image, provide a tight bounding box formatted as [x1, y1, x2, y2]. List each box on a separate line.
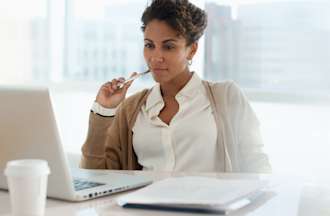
[205, 0, 330, 97]
[1, 0, 330, 175]
[64, 0, 147, 82]
[205, 0, 330, 174]
[0, 0, 49, 83]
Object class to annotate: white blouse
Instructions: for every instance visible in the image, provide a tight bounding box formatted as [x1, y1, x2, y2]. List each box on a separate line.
[91, 74, 271, 173]
[131, 73, 219, 172]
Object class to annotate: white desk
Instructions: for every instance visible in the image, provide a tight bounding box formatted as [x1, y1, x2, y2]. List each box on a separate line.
[1, 171, 329, 216]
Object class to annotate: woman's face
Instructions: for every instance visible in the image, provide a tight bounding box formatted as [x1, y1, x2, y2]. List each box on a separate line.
[143, 19, 197, 83]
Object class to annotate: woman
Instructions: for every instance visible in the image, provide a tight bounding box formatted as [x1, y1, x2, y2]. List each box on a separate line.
[81, 0, 271, 173]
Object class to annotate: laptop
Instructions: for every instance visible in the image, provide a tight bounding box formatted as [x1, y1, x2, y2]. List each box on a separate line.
[0, 86, 152, 201]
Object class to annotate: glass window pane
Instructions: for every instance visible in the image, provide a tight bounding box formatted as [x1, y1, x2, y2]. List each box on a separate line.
[65, 0, 148, 83]
[205, 0, 330, 94]
[0, 0, 49, 84]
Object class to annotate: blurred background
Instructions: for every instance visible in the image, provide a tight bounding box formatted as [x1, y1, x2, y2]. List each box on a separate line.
[1, 0, 330, 175]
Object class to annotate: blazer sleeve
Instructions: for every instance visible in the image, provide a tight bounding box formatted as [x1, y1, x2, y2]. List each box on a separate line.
[80, 108, 123, 169]
[227, 82, 272, 173]
[80, 111, 113, 169]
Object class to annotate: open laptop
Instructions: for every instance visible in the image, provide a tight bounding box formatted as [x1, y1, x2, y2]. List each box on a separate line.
[0, 86, 152, 201]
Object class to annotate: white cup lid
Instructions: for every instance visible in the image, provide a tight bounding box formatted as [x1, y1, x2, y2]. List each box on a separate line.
[4, 159, 50, 177]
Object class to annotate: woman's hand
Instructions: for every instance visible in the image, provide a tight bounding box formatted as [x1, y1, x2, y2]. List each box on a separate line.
[95, 72, 137, 109]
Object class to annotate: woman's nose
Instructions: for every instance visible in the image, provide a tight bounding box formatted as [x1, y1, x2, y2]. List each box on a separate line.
[150, 56, 164, 63]
[150, 48, 165, 62]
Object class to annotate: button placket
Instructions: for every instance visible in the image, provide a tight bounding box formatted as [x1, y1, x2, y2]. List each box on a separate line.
[161, 126, 175, 171]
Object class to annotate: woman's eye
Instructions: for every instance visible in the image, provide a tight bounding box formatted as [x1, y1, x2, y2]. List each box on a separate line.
[164, 44, 174, 50]
[144, 43, 154, 48]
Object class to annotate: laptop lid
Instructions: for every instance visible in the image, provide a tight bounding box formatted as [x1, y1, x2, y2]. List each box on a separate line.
[0, 86, 75, 200]
[0, 86, 152, 201]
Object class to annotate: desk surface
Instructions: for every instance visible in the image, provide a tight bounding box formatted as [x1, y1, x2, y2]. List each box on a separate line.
[1, 171, 330, 216]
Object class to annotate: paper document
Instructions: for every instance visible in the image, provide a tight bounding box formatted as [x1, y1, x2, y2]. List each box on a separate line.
[117, 176, 268, 213]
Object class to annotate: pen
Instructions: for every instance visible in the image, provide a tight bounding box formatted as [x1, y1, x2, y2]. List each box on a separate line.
[118, 69, 151, 88]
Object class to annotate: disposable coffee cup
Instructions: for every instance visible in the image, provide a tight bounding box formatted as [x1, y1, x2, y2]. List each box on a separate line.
[4, 159, 50, 216]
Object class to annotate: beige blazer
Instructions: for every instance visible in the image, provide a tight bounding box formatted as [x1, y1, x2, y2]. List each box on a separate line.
[81, 80, 271, 173]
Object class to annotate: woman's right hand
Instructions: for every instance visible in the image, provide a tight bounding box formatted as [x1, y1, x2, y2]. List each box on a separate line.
[95, 73, 137, 109]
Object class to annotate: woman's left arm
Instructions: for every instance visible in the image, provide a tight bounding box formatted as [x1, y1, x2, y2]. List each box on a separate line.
[228, 82, 272, 173]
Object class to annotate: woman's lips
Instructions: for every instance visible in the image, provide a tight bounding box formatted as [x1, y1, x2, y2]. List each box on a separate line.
[152, 68, 168, 74]
[151, 68, 167, 72]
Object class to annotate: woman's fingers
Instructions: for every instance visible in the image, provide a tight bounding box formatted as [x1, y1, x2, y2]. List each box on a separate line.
[102, 73, 138, 95]
[118, 77, 125, 83]
[110, 79, 119, 91]
[120, 72, 138, 88]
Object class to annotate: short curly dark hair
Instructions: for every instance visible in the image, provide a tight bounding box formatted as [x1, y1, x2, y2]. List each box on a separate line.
[141, 0, 207, 46]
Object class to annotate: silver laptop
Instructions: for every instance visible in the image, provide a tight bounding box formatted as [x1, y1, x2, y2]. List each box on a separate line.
[0, 86, 152, 201]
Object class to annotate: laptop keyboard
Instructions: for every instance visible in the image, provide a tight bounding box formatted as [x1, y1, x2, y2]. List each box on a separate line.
[73, 178, 106, 191]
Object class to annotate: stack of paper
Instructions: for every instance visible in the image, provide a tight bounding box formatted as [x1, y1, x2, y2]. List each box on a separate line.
[117, 176, 268, 213]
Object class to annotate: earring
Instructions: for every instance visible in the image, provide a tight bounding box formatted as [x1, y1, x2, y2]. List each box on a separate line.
[188, 59, 192, 66]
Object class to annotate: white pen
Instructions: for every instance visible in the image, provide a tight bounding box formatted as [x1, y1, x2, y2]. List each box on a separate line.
[118, 69, 151, 88]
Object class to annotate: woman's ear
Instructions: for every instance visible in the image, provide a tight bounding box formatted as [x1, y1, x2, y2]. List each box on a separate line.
[188, 42, 198, 60]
